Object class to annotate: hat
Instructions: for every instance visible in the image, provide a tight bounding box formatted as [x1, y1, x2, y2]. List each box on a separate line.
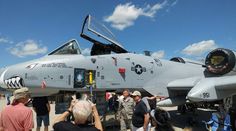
[131, 91, 141, 96]
[13, 87, 30, 100]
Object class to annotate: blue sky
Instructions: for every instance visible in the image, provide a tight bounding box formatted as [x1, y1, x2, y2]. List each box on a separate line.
[0, 0, 236, 67]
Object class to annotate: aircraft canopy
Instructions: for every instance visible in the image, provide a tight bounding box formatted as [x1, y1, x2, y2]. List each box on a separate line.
[80, 15, 128, 56]
[48, 40, 81, 55]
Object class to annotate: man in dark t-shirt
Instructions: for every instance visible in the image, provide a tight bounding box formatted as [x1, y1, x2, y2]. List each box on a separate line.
[53, 97, 103, 131]
[32, 97, 50, 131]
[131, 91, 150, 131]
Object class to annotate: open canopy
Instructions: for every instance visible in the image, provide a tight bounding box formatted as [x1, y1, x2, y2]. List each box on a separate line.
[80, 15, 128, 56]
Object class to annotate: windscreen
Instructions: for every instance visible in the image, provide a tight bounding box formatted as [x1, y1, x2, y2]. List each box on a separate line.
[49, 40, 81, 55]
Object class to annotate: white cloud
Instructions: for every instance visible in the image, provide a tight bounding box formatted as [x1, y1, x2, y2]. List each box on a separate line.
[182, 40, 218, 56]
[81, 48, 91, 56]
[151, 50, 165, 58]
[171, 0, 178, 6]
[8, 39, 47, 57]
[104, 1, 167, 30]
[0, 37, 13, 44]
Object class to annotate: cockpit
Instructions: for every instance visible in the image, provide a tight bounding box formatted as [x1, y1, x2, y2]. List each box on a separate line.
[48, 40, 81, 55]
[48, 15, 128, 56]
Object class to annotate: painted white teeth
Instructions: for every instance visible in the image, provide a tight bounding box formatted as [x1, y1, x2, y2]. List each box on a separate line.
[12, 78, 16, 84]
[4, 76, 24, 89]
[16, 77, 20, 83]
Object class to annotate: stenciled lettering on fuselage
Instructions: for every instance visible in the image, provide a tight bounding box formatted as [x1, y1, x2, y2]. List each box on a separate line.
[131, 64, 146, 75]
[41, 63, 73, 68]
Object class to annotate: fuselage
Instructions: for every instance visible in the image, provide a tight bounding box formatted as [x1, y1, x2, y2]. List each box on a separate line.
[0, 53, 205, 97]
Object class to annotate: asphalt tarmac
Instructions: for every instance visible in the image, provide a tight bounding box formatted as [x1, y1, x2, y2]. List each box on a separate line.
[0, 98, 213, 131]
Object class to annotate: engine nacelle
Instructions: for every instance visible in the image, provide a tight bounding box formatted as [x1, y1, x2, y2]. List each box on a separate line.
[205, 48, 236, 75]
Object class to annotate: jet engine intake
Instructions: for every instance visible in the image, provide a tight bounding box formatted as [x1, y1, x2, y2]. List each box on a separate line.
[205, 48, 236, 75]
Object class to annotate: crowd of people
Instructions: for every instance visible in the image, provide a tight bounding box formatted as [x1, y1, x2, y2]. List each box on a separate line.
[115, 89, 174, 131]
[3, 87, 235, 131]
[0, 87, 175, 131]
[0, 87, 103, 131]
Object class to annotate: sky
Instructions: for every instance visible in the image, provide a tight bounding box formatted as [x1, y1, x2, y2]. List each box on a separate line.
[0, 0, 236, 67]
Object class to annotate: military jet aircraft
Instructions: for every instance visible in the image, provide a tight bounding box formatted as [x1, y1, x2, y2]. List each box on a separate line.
[0, 15, 236, 106]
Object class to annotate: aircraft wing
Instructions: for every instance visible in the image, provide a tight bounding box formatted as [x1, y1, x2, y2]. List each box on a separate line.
[187, 75, 236, 101]
[143, 76, 202, 98]
[167, 75, 236, 102]
[152, 75, 236, 106]
[167, 77, 202, 90]
[144, 76, 202, 106]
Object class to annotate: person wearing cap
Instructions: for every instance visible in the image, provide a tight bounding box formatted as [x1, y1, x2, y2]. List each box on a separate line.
[131, 91, 150, 131]
[150, 108, 174, 131]
[0, 87, 34, 131]
[118, 89, 134, 131]
[53, 96, 103, 131]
